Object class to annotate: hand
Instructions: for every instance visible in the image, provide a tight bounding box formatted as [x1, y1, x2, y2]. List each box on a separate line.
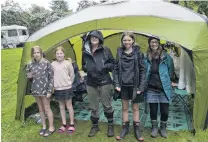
[27, 72, 33, 79]
[47, 93, 52, 98]
[103, 64, 109, 71]
[137, 90, 142, 94]
[80, 76, 84, 82]
[171, 82, 178, 87]
[115, 87, 121, 92]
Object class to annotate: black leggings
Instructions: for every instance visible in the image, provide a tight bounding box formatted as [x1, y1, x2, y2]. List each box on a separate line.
[149, 103, 169, 121]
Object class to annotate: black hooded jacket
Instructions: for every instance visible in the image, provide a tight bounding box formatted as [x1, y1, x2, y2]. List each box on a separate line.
[82, 30, 115, 87]
[113, 45, 146, 92]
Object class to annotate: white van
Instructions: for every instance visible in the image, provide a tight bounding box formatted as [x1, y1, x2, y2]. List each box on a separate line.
[1, 25, 29, 48]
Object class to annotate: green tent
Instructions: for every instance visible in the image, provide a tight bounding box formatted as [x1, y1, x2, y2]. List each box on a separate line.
[15, 0, 208, 130]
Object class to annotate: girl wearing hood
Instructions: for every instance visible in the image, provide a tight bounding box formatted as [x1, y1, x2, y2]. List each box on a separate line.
[82, 30, 115, 137]
[114, 32, 146, 141]
[144, 37, 174, 138]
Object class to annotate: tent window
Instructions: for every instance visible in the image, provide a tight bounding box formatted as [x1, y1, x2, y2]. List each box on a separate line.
[8, 30, 18, 37]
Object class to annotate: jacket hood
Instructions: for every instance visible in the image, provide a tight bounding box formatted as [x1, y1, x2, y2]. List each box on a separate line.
[83, 30, 104, 54]
[88, 30, 104, 44]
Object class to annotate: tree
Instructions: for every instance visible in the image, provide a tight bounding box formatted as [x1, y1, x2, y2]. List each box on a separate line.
[196, 1, 208, 17]
[29, 4, 50, 14]
[27, 5, 51, 34]
[1, 0, 30, 27]
[1, 0, 73, 35]
[41, 11, 70, 27]
[179, 1, 208, 17]
[76, 0, 98, 11]
[49, 0, 72, 13]
[168, 1, 208, 17]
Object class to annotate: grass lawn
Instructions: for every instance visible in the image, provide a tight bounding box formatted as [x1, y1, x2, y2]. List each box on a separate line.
[1, 48, 208, 142]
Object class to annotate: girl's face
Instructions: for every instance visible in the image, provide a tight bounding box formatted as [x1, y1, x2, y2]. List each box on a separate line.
[33, 48, 42, 61]
[56, 50, 65, 61]
[90, 36, 99, 46]
[122, 35, 134, 49]
[150, 39, 159, 51]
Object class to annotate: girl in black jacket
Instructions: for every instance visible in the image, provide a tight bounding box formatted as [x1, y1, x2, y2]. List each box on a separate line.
[114, 32, 146, 141]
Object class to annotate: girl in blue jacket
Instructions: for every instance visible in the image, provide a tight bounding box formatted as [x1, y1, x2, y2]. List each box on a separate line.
[144, 37, 174, 138]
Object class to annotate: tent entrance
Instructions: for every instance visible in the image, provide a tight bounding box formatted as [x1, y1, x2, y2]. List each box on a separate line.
[24, 30, 196, 132]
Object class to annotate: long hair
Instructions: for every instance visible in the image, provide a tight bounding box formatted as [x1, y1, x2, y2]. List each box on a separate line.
[147, 39, 163, 60]
[121, 31, 136, 48]
[31, 46, 43, 61]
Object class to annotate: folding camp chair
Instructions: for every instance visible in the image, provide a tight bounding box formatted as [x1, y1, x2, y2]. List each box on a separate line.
[172, 88, 195, 131]
[172, 88, 192, 114]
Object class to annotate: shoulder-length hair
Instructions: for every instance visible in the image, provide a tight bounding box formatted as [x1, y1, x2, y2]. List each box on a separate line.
[146, 45, 163, 61]
[120, 31, 136, 48]
[31, 46, 43, 61]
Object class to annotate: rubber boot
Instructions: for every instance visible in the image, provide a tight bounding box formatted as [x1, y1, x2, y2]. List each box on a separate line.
[133, 121, 144, 141]
[151, 120, 158, 138]
[160, 121, 167, 138]
[107, 123, 114, 137]
[104, 112, 114, 137]
[88, 116, 100, 137]
[116, 121, 130, 140]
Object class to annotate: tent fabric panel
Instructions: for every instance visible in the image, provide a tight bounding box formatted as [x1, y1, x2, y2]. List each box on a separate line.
[104, 34, 122, 57]
[96, 17, 204, 50]
[135, 34, 149, 53]
[25, 17, 205, 56]
[24, 96, 35, 109]
[71, 41, 82, 69]
[15, 42, 36, 120]
[192, 24, 208, 52]
[33, 21, 97, 53]
[27, 1, 205, 42]
[15, 69, 27, 120]
[193, 50, 208, 129]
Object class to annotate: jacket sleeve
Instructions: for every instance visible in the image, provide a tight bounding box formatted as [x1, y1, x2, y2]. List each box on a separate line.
[113, 51, 120, 88]
[138, 53, 146, 92]
[104, 47, 115, 72]
[47, 61, 54, 94]
[167, 54, 174, 82]
[82, 52, 87, 72]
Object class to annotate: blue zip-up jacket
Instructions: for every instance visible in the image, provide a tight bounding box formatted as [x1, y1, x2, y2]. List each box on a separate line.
[144, 51, 174, 102]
